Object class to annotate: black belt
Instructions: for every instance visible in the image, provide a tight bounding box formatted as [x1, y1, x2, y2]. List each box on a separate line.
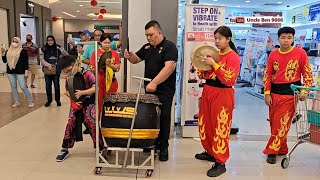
[271, 81, 301, 95]
[205, 79, 232, 88]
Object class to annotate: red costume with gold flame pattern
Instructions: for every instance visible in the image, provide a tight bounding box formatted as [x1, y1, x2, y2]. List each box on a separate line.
[197, 50, 240, 164]
[263, 47, 313, 155]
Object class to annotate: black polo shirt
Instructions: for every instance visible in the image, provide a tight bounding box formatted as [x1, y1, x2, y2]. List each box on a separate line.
[136, 38, 178, 95]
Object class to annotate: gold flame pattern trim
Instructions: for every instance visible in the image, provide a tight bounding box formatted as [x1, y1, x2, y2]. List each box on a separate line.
[263, 66, 268, 88]
[269, 111, 290, 151]
[285, 59, 299, 81]
[303, 63, 313, 88]
[212, 107, 231, 154]
[224, 68, 235, 82]
[199, 115, 206, 140]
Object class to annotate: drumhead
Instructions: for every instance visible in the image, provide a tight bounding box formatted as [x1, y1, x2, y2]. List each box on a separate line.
[104, 93, 161, 105]
[67, 72, 87, 102]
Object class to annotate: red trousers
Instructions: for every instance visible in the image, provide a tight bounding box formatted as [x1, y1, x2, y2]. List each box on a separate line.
[263, 93, 295, 155]
[198, 85, 234, 164]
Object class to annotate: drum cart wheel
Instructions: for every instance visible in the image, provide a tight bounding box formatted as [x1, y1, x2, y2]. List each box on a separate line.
[94, 167, 102, 175]
[281, 156, 290, 169]
[145, 169, 153, 177]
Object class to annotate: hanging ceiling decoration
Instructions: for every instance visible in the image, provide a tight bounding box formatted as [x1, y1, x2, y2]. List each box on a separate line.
[90, 0, 98, 6]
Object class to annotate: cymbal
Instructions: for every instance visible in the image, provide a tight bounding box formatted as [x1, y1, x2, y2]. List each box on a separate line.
[190, 44, 219, 71]
[67, 72, 87, 102]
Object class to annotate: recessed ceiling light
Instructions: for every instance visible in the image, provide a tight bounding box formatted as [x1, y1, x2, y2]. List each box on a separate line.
[213, 0, 218, 1]
[93, 19, 96, 20]
[77, 10, 80, 12]
[245, 0, 250, 2]
[277, 1, 282, 3]
[79, 4, 83, 7]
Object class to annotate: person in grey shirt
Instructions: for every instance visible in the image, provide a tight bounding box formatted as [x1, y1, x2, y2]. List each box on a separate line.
[22, 34, 39, 88]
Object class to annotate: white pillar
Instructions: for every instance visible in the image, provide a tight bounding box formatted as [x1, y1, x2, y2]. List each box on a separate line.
[127, 0, 151, 93]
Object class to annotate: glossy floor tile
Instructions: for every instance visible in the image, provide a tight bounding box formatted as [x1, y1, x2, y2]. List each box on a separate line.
[0, 74, 320, 179]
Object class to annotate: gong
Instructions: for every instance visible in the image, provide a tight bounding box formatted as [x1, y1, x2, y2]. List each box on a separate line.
[67, 72, 87, 102]
[190, 44, 220, 71]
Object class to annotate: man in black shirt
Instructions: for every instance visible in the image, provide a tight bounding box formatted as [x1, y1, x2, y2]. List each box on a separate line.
[124, 20, 178, 161]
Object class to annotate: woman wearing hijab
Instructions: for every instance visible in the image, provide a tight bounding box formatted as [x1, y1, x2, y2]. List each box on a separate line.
[40, 35, 68, 107]
[1, 37, 34, 108]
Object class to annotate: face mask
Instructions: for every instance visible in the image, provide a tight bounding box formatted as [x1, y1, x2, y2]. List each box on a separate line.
[12, 43, 19, 48]
[26, 39, 32, 42]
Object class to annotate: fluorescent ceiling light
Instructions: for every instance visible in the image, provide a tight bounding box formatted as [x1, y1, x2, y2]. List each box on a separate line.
[49, 0, 60, 3]
[87, 13, 122, 19]
[213, 0, 218, 1]
[77, 10, 80, 12]
[62, 12, 76, 18]
[245, 0, 250, 2]
[277, 1, 282, 3]
[79, 4, 83, 7]
[236, 5, 241, 7]
[74, 0, 120, 3]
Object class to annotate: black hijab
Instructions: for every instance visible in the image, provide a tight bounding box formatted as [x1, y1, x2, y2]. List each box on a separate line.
[44, 35, 58, 52]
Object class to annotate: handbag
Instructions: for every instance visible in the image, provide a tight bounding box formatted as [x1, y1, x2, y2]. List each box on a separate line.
[42, 47, 60, 75]
[43, 64, 57, 75]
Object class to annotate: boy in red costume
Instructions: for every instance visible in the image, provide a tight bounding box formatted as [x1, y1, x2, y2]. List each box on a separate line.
[263, 27, 313, 164]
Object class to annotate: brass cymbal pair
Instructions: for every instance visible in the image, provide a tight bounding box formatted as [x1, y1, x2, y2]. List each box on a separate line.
[190, 44, 219, 71]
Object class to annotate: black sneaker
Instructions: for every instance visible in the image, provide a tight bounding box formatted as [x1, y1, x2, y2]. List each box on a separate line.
[159, 148, 168, 161]
[195, 151, 216, 162]
[56, 149, 69, 162]
[45, 101, 51, 107]
[266, 154, 276, 164]
[57, 101, 61, 106]
[207, 163, 226, 177]
[83, 128, 90, 134]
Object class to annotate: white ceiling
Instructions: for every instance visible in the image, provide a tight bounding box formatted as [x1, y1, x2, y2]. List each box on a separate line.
[198, 0, 319, 10]
[49, 0, 122, 20]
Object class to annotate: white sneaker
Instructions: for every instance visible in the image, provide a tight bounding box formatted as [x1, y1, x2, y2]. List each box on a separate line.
[12, 102, 20, 108]
[28, 102, 35, 108]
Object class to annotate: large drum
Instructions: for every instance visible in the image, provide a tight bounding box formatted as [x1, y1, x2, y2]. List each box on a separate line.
[101, 93, 161, 148]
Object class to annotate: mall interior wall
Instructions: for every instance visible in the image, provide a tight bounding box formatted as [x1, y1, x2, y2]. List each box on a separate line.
[0, 0, 51, 46]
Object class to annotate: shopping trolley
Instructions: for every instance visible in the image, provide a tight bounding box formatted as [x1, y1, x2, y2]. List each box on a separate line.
[281, 84, 320, 169]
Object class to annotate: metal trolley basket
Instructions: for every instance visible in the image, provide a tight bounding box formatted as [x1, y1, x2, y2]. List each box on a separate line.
[281, 84, 320, 169]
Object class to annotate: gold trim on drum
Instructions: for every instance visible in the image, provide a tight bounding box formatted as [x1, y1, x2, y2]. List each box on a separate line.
[101, 128, 160, 139]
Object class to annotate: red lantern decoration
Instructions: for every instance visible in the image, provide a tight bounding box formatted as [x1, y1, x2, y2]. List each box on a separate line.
[90, 0, 98, 6]
[100, 9, 107, 14]
[98, 15, 103, 20]
[51, 16, 58, 22]
[94, 12, 99, 15]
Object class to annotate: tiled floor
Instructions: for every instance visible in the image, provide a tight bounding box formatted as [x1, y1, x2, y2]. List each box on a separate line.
[1, 74, 320, 180]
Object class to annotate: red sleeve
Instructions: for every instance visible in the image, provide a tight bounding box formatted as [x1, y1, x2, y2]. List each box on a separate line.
[213, 53, 240, 86]
[263, 52, 274, 94]
[300, 50, 313, 88]
[89, 51, 95, 69]
[111, 50, 120, 72]
[112, 50, 120, 65]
